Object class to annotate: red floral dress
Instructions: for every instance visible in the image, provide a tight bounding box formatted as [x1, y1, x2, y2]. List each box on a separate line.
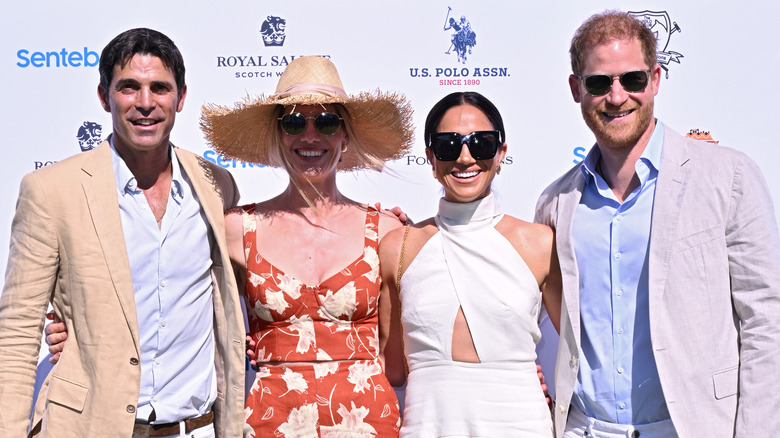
[240, 204, 401, 438]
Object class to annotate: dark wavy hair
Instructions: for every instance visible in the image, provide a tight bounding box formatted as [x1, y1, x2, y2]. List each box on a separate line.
[99, 28, 186, 95]
[424, 92, 505, 147]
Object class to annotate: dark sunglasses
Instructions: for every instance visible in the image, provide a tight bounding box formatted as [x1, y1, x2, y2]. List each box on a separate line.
[577, 69, 651, 97]
[427, 130, 502, 161]
[279, 112, 343, 136]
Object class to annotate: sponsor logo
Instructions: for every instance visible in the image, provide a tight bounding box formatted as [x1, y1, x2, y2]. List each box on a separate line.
[408, 7, 510, 86]
[215, 16, 330, 80]
[17, 47, 99, 68]
[685, 128, 719, 144]
[260, 16, 286, 46]
[77, 121, 103, 152]
[202, 150, 267, 169]
[572, 146, 587, 164]
[401, 155, 514, 167]
[443, 7, 477, 65]
[628, 10, 684, 79]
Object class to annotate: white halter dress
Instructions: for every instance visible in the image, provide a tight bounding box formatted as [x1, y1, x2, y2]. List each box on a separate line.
[399, 193, 553, 437]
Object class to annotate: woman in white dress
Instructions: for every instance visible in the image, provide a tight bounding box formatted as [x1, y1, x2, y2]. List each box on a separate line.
[378, 91, 562, 437]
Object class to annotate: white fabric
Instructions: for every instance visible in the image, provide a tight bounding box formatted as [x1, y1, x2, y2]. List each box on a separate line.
[399, 193, 552, 437]
[563, 404, 676, 438]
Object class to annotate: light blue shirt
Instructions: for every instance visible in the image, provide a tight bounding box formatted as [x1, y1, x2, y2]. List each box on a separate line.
[571, 121, 670, 425]
[110, 141, 217, 423]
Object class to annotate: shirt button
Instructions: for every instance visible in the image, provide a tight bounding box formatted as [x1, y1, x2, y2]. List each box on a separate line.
[152, 396, 158, 402]
[618, 367, 624, 374]
[570, 356, 578, 368]
[619, 402, 626, 409]
[615, 252, 622, 260]
[617, 328, 623, 335]
[141, 205, 147, 210]
[155, 358, 161, 365]
[560, 406, 567, 413]
[160, 320, 166, 327]
[126, 405, 136, 414]
[616, 214, 623, 221]
[160, 280, 167, 288]
[617, 289, 623, 296]
[130, 357, 139, 365]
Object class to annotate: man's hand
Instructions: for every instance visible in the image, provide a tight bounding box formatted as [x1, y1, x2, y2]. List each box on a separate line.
[44, 312, 68, 364]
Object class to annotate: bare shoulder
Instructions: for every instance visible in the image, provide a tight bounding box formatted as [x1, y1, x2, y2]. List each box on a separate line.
[377, 209, 403, 239]
[495, 215, 553, 252]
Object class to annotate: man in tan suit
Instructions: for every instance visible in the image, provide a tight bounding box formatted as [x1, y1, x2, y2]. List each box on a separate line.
[535, 10, 780, 438]
[0, 28, 245, 437]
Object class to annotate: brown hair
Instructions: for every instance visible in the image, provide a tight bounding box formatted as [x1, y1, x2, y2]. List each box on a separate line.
[569, 10, 657, 75]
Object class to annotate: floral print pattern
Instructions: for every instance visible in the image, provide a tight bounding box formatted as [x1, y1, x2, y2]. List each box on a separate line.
[241, 204, 401, 437]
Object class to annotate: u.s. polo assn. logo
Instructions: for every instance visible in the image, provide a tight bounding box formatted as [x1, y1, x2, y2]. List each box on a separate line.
[443, 7, 477, 64]
[629, 10, 684, 79]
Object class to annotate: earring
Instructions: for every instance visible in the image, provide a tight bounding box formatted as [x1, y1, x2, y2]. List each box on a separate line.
[496, 162, 502, 175]
[341, 142, 348, 153]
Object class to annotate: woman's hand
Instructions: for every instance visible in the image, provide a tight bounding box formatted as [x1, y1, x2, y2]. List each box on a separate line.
[44, 312, 68, 364]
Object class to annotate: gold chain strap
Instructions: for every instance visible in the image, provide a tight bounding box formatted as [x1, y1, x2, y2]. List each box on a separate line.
[396, 224, 411, 376]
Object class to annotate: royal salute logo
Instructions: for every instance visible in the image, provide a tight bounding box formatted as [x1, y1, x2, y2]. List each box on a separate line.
[260, 16, 286, 47]
[408, 6, 510, 86]
[628, 10, 684, 79]
[77, 121, 103, 152]
[685, 128, 719, 144]
[215, 15, 329, 80]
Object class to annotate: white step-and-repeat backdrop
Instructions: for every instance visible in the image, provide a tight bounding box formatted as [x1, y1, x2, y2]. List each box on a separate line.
[3, 1, 779, 398]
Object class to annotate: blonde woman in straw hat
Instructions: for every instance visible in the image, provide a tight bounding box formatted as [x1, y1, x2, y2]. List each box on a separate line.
[201, 56, 413, 437]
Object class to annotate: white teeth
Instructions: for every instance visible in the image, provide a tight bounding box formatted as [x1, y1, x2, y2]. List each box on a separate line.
[134, 120, 156, 126]
[453, 170, 479, 178]
[606, 111, 631, 118]
[297, 149, 326, 157]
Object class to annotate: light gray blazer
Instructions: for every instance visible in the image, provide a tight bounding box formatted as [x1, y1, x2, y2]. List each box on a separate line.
[535, 124, 780, 438]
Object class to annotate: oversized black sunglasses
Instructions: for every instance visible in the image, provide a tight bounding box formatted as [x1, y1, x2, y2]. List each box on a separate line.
[427, 130, 502, 161]
[279, 112, 343, 136]
[576, 69, 652, 97]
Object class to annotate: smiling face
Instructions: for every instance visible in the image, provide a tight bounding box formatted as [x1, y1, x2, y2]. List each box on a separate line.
[98, 54, 186, 158]
[569, 38, 660, 153]
[279, 104, 348, 182]
[426, 104, 507, 203]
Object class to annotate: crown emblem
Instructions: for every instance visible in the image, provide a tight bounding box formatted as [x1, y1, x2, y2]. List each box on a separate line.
[685, 128, 719, 144]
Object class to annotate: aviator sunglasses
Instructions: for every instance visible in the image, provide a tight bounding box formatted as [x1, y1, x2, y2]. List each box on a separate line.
[576, 69, 652, 97]
[427, 130, 502, 161]
[279, 111, 343, 136]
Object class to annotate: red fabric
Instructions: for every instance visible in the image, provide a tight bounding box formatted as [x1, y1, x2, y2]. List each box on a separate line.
[241, 204, 400, 437]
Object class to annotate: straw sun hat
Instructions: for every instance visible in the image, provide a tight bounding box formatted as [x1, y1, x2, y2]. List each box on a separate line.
[200, 56, 414, 171]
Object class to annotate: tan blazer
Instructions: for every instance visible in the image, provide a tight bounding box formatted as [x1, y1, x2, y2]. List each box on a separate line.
[535, 125, 780, 437]
[0, 140, 245, 437]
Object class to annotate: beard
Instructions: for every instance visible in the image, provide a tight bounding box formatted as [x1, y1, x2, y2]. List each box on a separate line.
[582, 97, 655, 151]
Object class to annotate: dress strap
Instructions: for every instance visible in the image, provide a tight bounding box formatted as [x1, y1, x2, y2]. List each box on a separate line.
[364, 204, 381, 251]
[240, 204, 258, 266]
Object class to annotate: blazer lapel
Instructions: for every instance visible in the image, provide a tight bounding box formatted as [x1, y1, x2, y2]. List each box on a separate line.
[648, 126, 691, 304]
[174, 148, 226, 242]
[80, 140, 140, 352]
[556, 169, 586, 344]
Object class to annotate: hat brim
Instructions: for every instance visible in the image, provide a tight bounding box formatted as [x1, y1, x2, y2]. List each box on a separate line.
[200, 90, 414, 172]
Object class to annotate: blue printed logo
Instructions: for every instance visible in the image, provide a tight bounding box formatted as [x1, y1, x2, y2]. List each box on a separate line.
[628, 10, 684, 79]
[443, 7, 477, 64]
[17, 48, 99, 68]
[260, 16, 286, 47]
[77, 121, 103, 152]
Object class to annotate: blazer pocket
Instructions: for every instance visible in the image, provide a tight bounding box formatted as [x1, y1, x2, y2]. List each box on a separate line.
[48, 375, 89, 412]
[712, 366, 738, 400]
[675, 224, 723, 253]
